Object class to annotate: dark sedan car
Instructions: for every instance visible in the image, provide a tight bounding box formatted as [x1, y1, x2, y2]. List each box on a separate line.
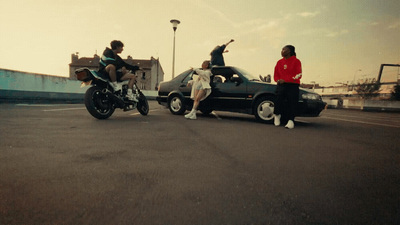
[157, 66, 326, 123]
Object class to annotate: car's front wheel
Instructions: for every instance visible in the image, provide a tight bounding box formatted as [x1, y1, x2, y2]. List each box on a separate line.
[168, 95, 186, 115]
[254, 97, 275, 123]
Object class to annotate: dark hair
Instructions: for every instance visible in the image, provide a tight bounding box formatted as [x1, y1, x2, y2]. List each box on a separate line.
[110, 40, 124, 50]
[285, 45, 296, 56]
[203, 60, 211, 69]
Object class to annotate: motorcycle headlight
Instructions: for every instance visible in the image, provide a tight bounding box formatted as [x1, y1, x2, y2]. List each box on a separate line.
[302, 93, 321, 100]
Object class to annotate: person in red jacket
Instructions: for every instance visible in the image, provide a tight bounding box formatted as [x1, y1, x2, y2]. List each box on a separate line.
[273, 45, 302, 129]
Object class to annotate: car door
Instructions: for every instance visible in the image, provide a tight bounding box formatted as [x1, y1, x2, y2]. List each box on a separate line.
[211, 71, 248, 110]
[179, 70, 194, 99]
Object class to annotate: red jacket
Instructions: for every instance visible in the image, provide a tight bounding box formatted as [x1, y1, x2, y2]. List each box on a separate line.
[274, 56, 302, 84]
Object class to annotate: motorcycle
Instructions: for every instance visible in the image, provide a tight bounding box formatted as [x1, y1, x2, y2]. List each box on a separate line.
[75, 68, 149, 119]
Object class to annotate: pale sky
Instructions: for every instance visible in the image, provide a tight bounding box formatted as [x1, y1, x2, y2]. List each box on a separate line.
[1, 0, 399, 85]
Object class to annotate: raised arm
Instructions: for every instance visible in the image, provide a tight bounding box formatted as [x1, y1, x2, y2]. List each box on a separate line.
[225, 39, 234, 46]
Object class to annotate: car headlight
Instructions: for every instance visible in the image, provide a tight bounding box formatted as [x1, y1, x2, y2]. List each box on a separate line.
[302, 93, 321, 100]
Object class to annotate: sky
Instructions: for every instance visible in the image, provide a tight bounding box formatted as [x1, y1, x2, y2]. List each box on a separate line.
[0, 0, 399, 86]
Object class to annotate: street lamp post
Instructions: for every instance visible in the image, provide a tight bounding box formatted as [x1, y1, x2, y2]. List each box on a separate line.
[170, 19, 180, 79]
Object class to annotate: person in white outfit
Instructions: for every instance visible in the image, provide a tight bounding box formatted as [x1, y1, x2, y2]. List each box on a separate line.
[184, 60, 212, 120]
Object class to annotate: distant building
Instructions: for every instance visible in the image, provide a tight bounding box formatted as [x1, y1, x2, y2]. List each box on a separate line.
[69, 53, 164, 90]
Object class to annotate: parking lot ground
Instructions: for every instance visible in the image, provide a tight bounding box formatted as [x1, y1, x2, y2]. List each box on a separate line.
[0, 101, 399, 225]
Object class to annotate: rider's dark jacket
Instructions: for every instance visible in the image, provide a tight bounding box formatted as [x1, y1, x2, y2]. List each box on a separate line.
[98, 47, 139, 74]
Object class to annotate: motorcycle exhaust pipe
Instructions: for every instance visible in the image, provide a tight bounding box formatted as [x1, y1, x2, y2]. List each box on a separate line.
[103, 88, 125, 108]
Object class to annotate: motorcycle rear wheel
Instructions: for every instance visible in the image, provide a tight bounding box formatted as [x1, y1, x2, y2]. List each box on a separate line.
[84, 86, 115, 119]
[137, 93, 149, 115]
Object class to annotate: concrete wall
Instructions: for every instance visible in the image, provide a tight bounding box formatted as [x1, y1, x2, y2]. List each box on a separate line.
[0, 68, 157, 103]
[0, 69, 87, 103]
[3, 68, 397, 109]
[323, 97, 400, 112]
[362, 99, 400, 111]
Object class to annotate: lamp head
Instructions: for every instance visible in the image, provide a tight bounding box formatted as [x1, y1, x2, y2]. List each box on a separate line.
[170, 19, 180, 31]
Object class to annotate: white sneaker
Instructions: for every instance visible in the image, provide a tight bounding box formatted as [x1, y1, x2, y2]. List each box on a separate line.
[187, 113, 197, 120]
[184, 112, 193, 118]
[112, 82, 122, 92]
[285, 120, 294, 129]
[185, 110, 196, 119]
[274, 114, 281, 126]
[126, 90, 138, 102]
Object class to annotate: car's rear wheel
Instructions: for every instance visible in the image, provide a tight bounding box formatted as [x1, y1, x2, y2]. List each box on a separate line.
[168, 95, 186, 115]
[254, 96, 275, 123]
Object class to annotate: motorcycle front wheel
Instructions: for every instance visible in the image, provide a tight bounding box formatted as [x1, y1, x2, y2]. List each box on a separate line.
[137, 93, 149, 115]
[84, 86, 115, 119]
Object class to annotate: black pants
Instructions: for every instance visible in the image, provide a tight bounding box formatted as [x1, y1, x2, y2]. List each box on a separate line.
[274, 83, 299, 121]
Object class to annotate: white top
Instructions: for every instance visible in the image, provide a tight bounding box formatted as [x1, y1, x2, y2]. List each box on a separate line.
[189, 68, 212, 101]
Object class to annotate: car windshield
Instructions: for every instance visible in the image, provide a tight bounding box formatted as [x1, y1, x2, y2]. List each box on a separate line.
[173, 69, 193, 83]
[235, 68, 261, 81]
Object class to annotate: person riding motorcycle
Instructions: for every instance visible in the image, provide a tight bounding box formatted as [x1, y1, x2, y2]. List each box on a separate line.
[98, 40, 140, 101]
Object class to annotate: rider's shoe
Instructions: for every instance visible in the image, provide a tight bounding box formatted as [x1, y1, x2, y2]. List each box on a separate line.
[111, 82, 122, 92]
[127, 89, 138, 102]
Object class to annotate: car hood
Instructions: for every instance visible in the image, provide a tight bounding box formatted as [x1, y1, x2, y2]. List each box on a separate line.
[249, 81, 322, 98]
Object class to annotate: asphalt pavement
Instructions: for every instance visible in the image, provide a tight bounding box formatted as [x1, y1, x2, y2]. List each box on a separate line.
[0, 101, 399, 225]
